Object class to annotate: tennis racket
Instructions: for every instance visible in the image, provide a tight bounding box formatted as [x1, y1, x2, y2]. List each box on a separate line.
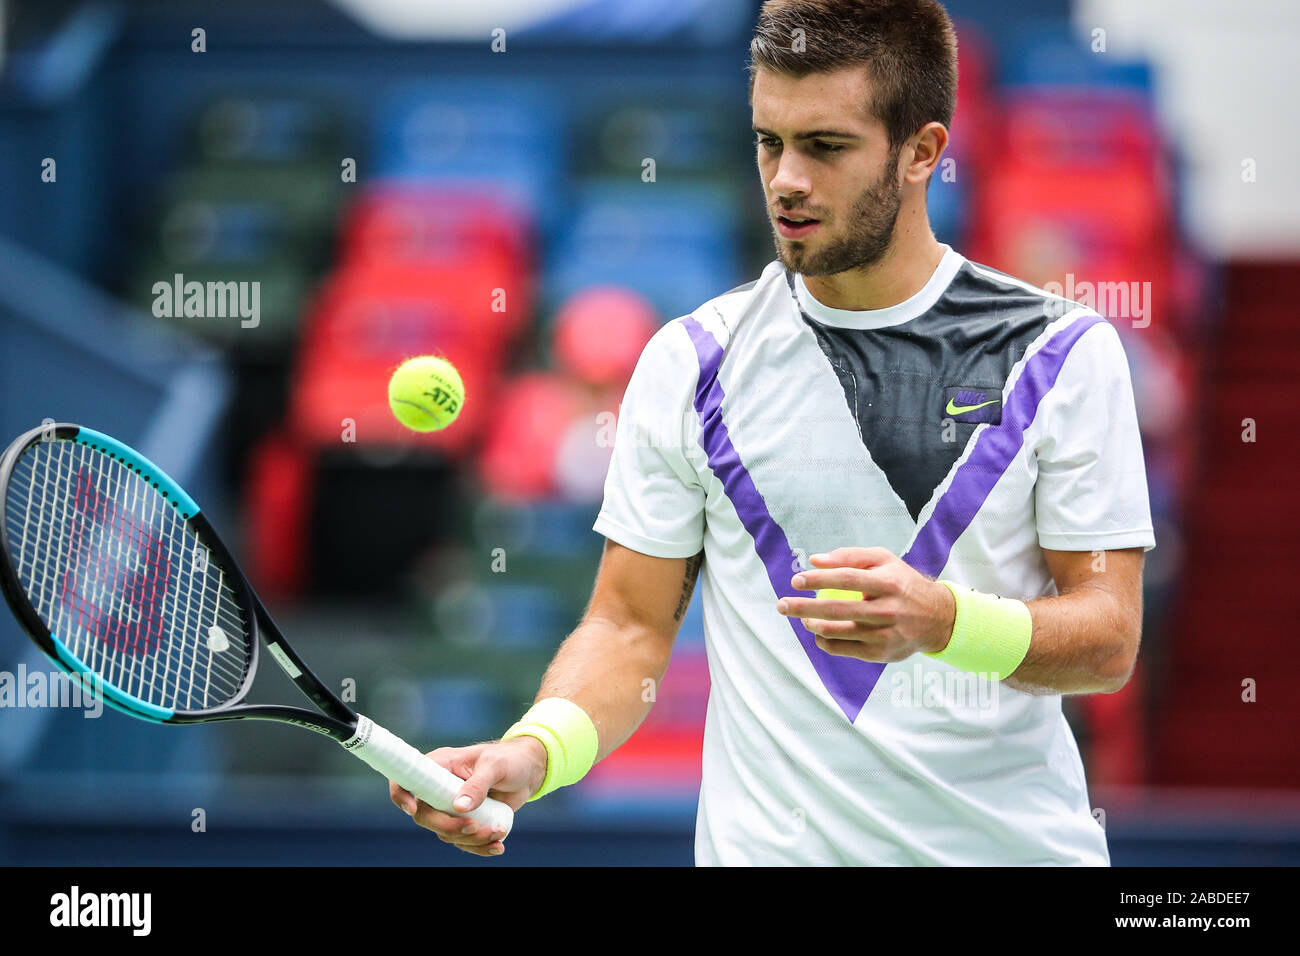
[0, 422, 513, 835]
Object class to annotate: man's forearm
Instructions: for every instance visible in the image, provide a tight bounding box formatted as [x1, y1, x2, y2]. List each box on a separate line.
[530, 616, 674, 762]
[1001, 587, 1141, 696]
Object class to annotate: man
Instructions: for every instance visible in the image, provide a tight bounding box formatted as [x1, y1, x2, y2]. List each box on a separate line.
[390, 0, 1155, 865]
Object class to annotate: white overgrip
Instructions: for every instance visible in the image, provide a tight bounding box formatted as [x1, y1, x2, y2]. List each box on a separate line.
[342, 715, 514, 835]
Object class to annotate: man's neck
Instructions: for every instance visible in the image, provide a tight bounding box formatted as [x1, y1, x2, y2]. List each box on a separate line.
[800, 219, 947, 312]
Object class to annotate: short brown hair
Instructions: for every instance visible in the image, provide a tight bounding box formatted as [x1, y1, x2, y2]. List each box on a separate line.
[749, 0, 958, 149]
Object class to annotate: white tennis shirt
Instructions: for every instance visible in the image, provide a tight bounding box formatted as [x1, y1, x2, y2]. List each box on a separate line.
[592, 245, 1156, 865]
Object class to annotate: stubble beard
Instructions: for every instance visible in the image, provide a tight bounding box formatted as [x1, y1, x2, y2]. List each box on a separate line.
[773, 151, 904, 278]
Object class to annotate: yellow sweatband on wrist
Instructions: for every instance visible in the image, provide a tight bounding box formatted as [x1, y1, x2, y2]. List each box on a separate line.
[501, 697, 599, 801]
[924, 581, 1032, 681]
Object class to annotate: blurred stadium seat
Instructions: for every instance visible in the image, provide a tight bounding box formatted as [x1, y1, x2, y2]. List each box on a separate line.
[544, 180, 744, 318]
[128, 92, 347, 352]
[339, 185, 533, 284]
[372, 80, 568, 229]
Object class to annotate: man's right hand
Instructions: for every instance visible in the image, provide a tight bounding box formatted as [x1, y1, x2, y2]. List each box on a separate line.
[388, 735, 547, 857]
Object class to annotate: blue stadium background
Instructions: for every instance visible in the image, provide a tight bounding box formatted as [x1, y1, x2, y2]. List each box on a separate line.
[2, 0, 1298, 865]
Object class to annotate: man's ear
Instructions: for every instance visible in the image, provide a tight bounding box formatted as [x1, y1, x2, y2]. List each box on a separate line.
[904, 122, 949, 185]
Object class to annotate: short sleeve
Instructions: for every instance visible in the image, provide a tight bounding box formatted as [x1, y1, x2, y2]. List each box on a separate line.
[592, 321, 706, 558]
[1034, 320, 1157, 553]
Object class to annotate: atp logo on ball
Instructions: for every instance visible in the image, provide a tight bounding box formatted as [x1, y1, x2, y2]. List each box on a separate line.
[389, 356, 466, 432]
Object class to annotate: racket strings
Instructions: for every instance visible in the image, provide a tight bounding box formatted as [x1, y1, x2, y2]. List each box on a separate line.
[61, 467, 167, 657]
[3, 439, 252, 711]
[35, 442, 249, 705]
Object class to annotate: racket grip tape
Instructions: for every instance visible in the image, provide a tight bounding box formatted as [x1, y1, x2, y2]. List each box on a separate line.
[342, 715, 514, 835]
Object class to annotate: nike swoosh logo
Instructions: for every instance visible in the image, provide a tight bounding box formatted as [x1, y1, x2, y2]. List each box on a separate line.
[945, 398, 1001, 416]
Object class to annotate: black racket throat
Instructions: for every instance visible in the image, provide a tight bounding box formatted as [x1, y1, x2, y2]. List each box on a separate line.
[176, 602, 361, 742]
[243, 601, 358, 741]
[185, 512, 358, 740]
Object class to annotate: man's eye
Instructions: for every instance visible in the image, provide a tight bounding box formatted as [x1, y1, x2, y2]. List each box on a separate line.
[757, 137, 780, 150]
[816, 142, 845, 153]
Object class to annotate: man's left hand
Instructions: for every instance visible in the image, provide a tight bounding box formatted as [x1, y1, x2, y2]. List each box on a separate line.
[776, 547, 956, 662]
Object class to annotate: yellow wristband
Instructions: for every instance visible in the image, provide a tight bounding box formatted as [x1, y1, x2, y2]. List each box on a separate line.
[924, 581, 1032, 681]
[502, 697, 599, 801]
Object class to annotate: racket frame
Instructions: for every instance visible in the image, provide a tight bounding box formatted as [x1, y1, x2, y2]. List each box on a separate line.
[0, 423, 357, 740]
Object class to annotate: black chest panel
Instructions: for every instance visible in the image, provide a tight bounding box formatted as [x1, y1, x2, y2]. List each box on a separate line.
[787, 264, 1055, 523]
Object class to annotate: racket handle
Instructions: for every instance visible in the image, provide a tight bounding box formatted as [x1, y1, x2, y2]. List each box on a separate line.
[342, 715, 515, 836]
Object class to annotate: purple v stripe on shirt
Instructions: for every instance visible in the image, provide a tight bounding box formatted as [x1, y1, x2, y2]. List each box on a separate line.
[683, 315, 884, 722]
[905, 312, 1106, 576]
[681, 310, 1104, 723]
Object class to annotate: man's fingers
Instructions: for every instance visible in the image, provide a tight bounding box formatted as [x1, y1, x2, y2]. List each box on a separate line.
[457, 838, 507, 857]
[387, 742, 520, 858]
[803, 617, 867, 638]
[811, 547, 894, 568]
[790, 569, 868, 593]
[408, 800, 508, 846]
[790, 567, 897, 600]
[778, 597, 865, 620]
[428, 745, 480, 781]
[389, 780, 417, 815]
[388, 777, 501, 844]
[450, 755, 508, 813]
[455, 840, 506, 858]
[815, 635, 867, 657]
[779, 595, 897, 627]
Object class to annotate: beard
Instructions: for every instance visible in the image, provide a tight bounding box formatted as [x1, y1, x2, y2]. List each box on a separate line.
[772, 151, 903, 277]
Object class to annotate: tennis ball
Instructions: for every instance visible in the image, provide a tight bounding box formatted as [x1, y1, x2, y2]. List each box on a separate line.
[388, 356, 465, 432]
[816, 589, 864, 601]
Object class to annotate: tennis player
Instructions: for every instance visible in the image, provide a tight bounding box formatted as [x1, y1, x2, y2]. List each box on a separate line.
[390, 0, 1156, 865]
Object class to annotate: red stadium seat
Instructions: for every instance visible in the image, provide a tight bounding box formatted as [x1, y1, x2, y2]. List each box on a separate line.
[338, 186, 533, 344]
[968, 91, 1177, 331]
[242, 429, 315, 600]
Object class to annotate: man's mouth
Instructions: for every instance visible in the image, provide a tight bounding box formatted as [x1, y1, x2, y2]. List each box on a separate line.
[776, 215, 821, 238]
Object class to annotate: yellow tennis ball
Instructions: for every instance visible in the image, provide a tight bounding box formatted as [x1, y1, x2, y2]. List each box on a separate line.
[388, 356, 465, 432]
[816, 589, 864, 601]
